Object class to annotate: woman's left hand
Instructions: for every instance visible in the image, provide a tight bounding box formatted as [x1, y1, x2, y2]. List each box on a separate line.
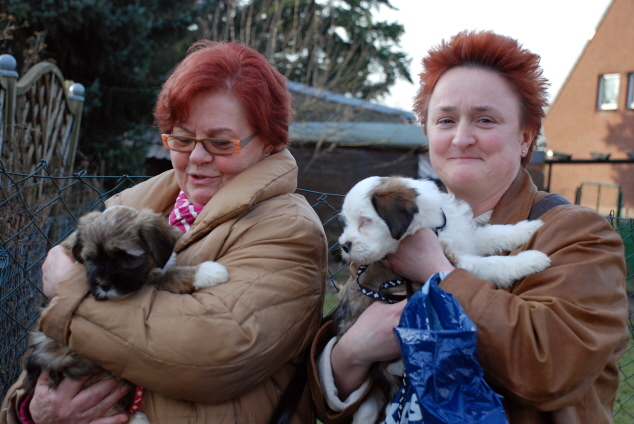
[331, 299, 407, 399]
[41, 245, 76, 298]
[384, 227, 454, 283]
[29, 371, 130, 424]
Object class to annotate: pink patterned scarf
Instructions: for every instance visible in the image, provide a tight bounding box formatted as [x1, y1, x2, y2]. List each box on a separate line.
[169, 190, 204, 233]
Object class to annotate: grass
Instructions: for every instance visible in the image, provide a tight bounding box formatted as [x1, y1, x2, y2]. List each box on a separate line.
[614, 223, 634, 292]
[615, 334, 634, 423]
[323, 293, 338, 316]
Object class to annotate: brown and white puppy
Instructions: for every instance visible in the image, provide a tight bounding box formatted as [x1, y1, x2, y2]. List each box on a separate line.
[339, 176, 550, 288]
[333, 176, 551, 423]
[22, 206, 228, 424]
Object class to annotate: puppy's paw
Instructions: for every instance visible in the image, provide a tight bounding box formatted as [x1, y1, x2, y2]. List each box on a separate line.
[513, 219, 544, 239]
[194, 261, 229, 289]
[515, 249, 551, 273]
[128, 412, 151, 424]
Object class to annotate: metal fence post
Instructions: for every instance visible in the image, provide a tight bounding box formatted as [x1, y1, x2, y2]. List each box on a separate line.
[0, 54, 19, 157]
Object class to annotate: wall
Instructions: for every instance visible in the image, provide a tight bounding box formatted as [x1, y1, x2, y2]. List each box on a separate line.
[542, 0, 634, 217]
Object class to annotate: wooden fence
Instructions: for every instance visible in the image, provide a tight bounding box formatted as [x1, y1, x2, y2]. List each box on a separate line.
[0, 53, 84, 176]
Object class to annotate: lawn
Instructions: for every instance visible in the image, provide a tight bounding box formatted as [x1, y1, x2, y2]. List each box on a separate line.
[615, 334, 634, 423]
[323, 292, 338, 316]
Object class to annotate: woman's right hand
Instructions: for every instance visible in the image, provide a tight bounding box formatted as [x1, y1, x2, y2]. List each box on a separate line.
[41, 245, 76, 298]
[330, 299, 407, 399]
[29, 371, 130, 424]
[385, 228, 454, 283]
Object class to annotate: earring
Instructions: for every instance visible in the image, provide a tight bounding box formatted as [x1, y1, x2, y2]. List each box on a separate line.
[521, 149, 527, 155]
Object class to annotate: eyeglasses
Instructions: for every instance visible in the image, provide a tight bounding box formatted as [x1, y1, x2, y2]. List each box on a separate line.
[161, 132, 259, 156]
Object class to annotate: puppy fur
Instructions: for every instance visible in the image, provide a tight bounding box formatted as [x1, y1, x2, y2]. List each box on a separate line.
[22, 206, 229, 423]
[332, 261, 420, 424]
[339, 176, 551, 287]
[333, 176, 551, 423]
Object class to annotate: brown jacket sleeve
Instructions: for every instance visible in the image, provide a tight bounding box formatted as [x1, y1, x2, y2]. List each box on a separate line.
[440, 205, 628, 410]
[308, 321, 374, 424]
[36, 199, 327, 405]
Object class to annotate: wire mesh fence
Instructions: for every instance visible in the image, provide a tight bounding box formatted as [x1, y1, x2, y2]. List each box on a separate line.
[0, 159, 348, 400]
[1, 160, 633, 421]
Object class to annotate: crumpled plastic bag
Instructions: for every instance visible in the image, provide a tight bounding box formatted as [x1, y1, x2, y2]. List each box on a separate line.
[383, 274, 509, 424]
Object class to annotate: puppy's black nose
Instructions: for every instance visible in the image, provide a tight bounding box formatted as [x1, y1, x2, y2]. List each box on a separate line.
[341, 241, 352, 253]
[99, 282, 111, 291]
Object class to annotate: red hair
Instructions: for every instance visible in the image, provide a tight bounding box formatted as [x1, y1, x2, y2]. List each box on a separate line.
[154, 40, 292, 148]
[413, 30, 549, 166]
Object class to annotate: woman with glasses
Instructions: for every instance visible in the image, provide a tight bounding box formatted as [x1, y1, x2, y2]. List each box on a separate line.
[2, 41, 327, 424]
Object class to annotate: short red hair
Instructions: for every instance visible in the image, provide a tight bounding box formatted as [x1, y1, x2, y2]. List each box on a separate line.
[413, 30, 549, 166]
[155, 40, 292, 148]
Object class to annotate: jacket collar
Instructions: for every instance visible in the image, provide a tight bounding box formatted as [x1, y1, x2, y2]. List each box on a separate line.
[194, 149, 297, 226]
[178, 148, 298, 248]
[489, 168, 538, 225]
[111, 149, 298, 248]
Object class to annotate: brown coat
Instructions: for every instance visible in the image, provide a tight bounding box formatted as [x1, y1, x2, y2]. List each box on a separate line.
[2, 149, 328, 423]
[310, 169, 629, 424]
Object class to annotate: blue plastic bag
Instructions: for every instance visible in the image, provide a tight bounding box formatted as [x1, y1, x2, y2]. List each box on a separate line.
[383, 274, 509, 424]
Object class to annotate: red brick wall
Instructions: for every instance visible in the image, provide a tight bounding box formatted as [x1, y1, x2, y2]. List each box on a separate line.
[542, 0, 634, 217]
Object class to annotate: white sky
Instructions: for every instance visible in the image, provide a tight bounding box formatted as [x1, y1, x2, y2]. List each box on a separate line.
[377, 0, 613, 112]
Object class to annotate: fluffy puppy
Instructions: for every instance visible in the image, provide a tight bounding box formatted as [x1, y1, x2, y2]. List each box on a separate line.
[333, 176, 551, 424]
[339, 176, 551, 287]
[22, 206, 228, 424]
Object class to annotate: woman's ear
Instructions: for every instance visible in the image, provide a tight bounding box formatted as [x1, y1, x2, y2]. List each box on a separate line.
[520, 127, 537, 157]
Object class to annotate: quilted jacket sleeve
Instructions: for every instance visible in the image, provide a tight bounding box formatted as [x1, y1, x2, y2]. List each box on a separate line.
[38, 196, 328, 404]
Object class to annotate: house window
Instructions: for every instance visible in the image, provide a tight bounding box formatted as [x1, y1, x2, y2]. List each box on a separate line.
[627, 72, 634, 109]
[597, 73, 619, 110]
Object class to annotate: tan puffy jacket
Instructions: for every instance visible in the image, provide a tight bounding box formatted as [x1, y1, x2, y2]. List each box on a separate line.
[2, 149, 327, 423]
[310, 169, 628, 424]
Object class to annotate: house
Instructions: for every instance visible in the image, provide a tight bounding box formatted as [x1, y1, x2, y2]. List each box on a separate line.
[287, 81, 430, 196]
[542, 0, 634, 217]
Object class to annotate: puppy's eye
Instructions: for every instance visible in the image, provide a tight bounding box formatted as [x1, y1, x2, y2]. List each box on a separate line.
[359, 218, 372, 228]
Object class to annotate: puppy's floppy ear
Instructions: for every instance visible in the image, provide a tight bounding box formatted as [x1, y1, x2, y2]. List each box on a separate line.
[67, 232, 84, 263]
[371, 181, 419, 240]
[64, 210, 102, 263]
[137, 210, 180, 268]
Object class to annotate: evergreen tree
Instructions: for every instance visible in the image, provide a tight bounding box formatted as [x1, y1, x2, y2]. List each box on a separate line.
[198, 0, 411, 100]
[2, 0, 411, 175]
[3, 0, 197, 175]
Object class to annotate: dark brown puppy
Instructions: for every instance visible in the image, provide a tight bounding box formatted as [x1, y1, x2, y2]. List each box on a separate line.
[22, 207, 228, 423]
[332, 261, 422, 424]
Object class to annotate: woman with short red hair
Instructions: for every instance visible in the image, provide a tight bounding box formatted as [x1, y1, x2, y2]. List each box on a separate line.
[310, 30, 628, 424]
[2, 41, 327, 424]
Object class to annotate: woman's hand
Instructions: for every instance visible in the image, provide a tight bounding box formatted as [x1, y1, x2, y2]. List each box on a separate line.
[331, 299, 407, 399]
[41, 245, 76, 298]
[385, 228, 454, 283]
[29, 371, 130, 424]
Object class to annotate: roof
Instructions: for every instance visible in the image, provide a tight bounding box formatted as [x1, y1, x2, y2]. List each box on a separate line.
[287, 81, 416, 122]
[289, 121, 427, 148]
